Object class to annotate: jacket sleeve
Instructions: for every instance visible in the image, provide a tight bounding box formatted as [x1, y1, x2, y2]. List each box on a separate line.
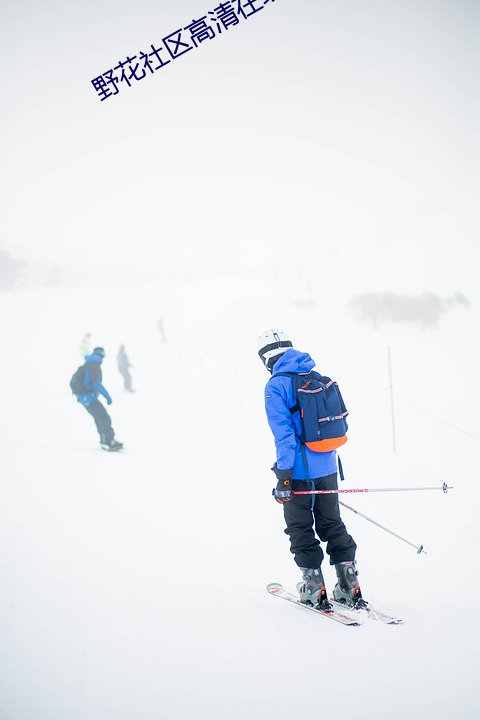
[264, 378, 297, 471]
[96, 382, 112, 403]
[84, 365, 112, 403]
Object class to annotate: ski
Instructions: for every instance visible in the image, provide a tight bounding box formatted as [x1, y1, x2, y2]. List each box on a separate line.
[328, 598, 403, 625]
[267, 583, 361, 626]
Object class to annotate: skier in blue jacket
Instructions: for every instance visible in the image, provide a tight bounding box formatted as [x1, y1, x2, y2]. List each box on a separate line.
[77, 347, 123, 451]
[258, 329, 366, 610]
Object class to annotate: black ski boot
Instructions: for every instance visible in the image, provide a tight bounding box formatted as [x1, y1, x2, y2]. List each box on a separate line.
[297, 568, 332, 611]
[101, 439, 124, 452]
[333, 561, 368, 609]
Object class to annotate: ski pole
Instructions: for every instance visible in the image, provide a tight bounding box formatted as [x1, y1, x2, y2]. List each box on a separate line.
[338, 499, 427, 554]
[292, 482, 452, 496]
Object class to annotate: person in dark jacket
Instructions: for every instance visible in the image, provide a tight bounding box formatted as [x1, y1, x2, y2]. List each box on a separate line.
[258, 328, 366, 610]
[77, 347, 123, 451]
[117, 344, 134, 392]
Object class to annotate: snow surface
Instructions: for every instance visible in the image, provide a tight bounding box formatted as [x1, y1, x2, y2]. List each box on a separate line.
[1, 277, 478, 720]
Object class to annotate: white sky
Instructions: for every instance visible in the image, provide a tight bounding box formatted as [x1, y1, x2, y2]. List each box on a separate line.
[1, 0, 479, 297]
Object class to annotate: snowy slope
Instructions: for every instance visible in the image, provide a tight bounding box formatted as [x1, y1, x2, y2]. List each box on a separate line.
[0, 277, 478, 720]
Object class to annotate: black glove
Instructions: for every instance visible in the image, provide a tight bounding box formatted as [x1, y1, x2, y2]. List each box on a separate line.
[271, 464, 293, 504]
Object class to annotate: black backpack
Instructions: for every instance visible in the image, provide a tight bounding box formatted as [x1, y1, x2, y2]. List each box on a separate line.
[70, 364, 87, 395]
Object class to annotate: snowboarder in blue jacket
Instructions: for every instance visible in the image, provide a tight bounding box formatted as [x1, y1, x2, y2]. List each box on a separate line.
[76, 347, 123, 451]
[258, 329, 366, 610]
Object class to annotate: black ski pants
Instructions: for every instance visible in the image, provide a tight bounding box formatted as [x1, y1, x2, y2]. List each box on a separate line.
[83, 400, 114, 444]
[283, 473, 356, 569]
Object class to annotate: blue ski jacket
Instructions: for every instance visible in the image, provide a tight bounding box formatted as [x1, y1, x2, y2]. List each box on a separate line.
[77, 351, 112, 407]
[264, 348, 337, 480]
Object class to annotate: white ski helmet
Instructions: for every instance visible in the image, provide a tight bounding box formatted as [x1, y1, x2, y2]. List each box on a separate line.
[257, 329, 293, 369]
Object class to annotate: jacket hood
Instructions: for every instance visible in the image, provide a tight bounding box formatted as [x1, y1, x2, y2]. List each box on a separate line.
[85, 352, 103, 364]
[272, 348, 315, 375]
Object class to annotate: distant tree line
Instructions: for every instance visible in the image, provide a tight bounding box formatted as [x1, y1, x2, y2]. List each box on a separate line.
[348, 291, 469, 329]
[0, 248, 27, 291]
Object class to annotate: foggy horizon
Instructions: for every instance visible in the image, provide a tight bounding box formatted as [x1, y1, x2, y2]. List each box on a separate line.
[1, 0, 479, 298]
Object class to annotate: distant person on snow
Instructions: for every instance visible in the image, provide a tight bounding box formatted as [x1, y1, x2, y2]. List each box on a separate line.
[80, 332, 91, 358]
[257, 328, 367, 610]
[117, 344, 134, 392]
[158, 316, 166, 343]
[73, 347, 123, 452]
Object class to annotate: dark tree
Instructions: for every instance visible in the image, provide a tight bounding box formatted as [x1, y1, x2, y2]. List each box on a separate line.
[348, 291, 469, 330]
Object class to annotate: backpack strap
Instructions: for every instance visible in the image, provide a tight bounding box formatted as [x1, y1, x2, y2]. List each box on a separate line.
[299, 443, 310, 479]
